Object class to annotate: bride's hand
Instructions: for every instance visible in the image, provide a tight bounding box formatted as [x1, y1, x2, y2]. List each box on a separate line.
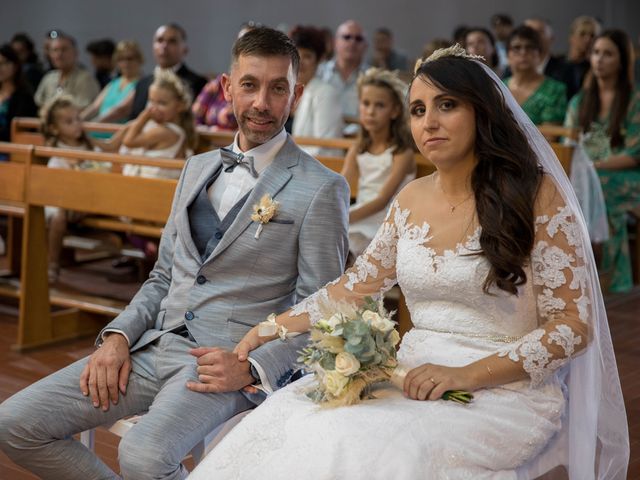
[233, 327, 269, 361]
[403, 363, 479, 401]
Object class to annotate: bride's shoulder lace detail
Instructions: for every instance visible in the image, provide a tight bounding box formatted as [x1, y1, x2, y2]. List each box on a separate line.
[290, 199, 408, 325]
[498, 203, 590, 386]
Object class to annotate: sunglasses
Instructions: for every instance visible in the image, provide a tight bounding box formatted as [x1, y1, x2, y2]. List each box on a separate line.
[341, 34, 365, 43]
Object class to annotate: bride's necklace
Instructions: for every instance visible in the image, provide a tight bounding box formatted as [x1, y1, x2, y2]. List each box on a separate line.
[434, 176, 473, 213]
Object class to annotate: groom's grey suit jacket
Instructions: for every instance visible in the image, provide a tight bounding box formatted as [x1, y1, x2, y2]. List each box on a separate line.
[98, 135, 350, 392]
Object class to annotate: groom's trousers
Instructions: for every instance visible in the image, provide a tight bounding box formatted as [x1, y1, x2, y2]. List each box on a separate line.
[0, 332, 254, 480]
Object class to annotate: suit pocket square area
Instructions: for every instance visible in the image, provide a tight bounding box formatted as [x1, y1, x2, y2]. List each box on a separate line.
[269, 218, 295, 225]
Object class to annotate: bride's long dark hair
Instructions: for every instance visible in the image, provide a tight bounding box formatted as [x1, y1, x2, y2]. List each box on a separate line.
[413, 56, 542, 295]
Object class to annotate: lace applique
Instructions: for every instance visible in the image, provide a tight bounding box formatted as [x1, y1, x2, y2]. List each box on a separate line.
[548, 324, 582, 357]
[531, 242, 574, 289]
[344, 200, 409, 290]
[500, 204, 588, 385]
[499, 329, 549, 385]
[537, 288, 566, 320]
[498, 324, 582, 386]
[290, 289, 330, 325]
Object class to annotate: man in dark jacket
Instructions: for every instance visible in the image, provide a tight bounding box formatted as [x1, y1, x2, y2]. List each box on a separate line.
[129, 23, 207, 119]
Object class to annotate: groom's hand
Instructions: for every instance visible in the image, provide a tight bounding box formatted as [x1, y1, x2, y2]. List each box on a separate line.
[186, 347, 254, 393]
[80, 333, 131, 411]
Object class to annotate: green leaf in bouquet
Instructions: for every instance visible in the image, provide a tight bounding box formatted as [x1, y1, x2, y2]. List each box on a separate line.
[319, 352, 336, 370]
[442, 390, 474, 404]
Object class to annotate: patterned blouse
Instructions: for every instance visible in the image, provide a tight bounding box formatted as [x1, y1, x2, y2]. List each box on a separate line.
[504, 76, 568, 125]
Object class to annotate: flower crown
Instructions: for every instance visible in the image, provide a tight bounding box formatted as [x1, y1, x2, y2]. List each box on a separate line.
[357, 67, 408, 105]
[413, 43, 485, 74]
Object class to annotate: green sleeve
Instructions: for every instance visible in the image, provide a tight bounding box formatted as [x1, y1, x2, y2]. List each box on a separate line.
[564, 92, 582, 130]
[621, 89, 640, 160]
[542, 80, 567, 124]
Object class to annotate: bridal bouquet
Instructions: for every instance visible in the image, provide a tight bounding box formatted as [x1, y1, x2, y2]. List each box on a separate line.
[298, 298, 473, 407]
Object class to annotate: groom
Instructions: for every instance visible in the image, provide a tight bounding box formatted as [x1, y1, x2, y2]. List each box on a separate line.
[0, 27, 349, 479]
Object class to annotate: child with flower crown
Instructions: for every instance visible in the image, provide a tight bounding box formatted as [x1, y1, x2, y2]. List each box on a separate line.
[342, 68, 415, 258]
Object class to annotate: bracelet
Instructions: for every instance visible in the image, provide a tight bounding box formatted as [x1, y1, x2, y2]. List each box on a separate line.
[486, 365, 493, 377]
[258, 314, 289, 341]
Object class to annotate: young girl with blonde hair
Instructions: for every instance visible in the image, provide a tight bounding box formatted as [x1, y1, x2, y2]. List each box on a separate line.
[341, 67, 416, 257]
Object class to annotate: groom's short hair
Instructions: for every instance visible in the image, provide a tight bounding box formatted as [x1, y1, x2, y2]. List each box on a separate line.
[231, 26, 300, 75]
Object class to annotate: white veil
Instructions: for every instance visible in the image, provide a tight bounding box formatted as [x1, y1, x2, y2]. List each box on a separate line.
[471, 60, 630, 479]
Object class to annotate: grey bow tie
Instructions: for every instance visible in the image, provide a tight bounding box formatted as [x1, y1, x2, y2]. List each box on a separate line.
[220, 147, 258, 178]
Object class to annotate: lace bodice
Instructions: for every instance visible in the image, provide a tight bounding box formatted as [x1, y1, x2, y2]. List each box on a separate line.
[292, 178, 590, 386]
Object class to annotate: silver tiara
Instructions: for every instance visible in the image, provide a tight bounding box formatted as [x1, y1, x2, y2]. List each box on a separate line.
[413, 44, 485, 74]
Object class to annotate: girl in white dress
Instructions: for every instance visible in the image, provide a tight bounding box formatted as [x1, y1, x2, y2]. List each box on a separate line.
[191, 47, 628, 480]
[342, 68, 416, 258]
[120, 69, 196, 179]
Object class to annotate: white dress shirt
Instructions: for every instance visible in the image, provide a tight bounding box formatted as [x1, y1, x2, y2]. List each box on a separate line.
[208, 128, 287, 219]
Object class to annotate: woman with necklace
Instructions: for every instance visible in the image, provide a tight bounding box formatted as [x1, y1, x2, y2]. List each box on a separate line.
[191, 46, 628, 479]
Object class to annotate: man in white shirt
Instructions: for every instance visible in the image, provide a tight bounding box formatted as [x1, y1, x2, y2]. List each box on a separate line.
[0, 27, 349, 480]
[317, 20, 369, 119]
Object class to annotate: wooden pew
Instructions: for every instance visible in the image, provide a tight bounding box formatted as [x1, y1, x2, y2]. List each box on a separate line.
[2, 144, 181, 349]
[0, 143, 30, 279]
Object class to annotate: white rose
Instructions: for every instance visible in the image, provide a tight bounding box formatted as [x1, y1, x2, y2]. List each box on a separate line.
[334, 352, 361, 376]
[388, 329, 401, 347]
[323, 370, 350, 397]
[327, 314, 343, 330]
[363, 310, 395, 333]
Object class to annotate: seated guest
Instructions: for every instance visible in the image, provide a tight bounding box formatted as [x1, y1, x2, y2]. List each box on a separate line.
[192, 75, 237, 130]
[464, 27, 503, 77]
[86, 38, 116, 88]
[421, 38, 451, 59]
[490, 13, 514, 72]
[192, 23, 258, 131]
[317, 20, 369, 119]
[564, 29, 640, 293]
[504, 26, 567, 125]
[40, 96, 122, 282]
[563, 16, 601, 99]
[34, 32, 100, 109]
[129, 23, 207, 119]
[369, 28, 409, 72]
[82, 40, 143, 128]
[341, 68, 415, 258]
[523, 17, 575, 96]
[121, 69, 196, 178]
[10, 33, 44, 93]
[0, 44, 37, 144]
[290, 25, 343, 156]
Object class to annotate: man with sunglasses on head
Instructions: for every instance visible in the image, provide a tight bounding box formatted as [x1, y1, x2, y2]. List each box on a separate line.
[316, 20, 369, 121]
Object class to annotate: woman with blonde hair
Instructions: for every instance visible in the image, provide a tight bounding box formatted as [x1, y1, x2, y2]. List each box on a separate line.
[81, 40, 143, 125]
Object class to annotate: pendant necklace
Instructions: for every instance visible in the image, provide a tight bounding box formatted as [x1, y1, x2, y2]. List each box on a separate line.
[435, 175, 473, 213]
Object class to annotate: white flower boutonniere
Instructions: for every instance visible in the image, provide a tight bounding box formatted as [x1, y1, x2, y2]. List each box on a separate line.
[251, 194, 279, 239]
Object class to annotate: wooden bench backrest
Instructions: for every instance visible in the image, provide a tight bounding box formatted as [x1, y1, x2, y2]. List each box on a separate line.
[0, 143, 30, 203]
[30, 146, 179, 223]
[550, 142, 573, 177]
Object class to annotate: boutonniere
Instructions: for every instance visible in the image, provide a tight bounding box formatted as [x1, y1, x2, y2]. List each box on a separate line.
[251, 194, 279, 239]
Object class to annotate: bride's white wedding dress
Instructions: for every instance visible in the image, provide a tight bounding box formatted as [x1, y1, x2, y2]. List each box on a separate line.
[190, 183, 589, 479]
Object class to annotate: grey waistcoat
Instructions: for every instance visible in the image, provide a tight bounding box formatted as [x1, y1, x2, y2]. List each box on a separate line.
[188, 166, 251, 262]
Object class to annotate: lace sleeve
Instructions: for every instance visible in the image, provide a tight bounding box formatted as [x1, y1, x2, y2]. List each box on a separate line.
[498, 178, 591, 386]
[290, 199, 405, 324]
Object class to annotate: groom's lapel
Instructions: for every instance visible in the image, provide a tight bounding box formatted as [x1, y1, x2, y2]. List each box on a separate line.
[175, 150, 223, 263]
[205, 136, 301, 264]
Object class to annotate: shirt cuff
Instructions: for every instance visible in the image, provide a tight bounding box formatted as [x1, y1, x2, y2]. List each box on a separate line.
[247, 358, 273, 394]
[100, 329, 131, 347]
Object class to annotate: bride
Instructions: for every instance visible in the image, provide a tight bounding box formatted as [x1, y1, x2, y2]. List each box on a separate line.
[189, 47, 629, 479]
